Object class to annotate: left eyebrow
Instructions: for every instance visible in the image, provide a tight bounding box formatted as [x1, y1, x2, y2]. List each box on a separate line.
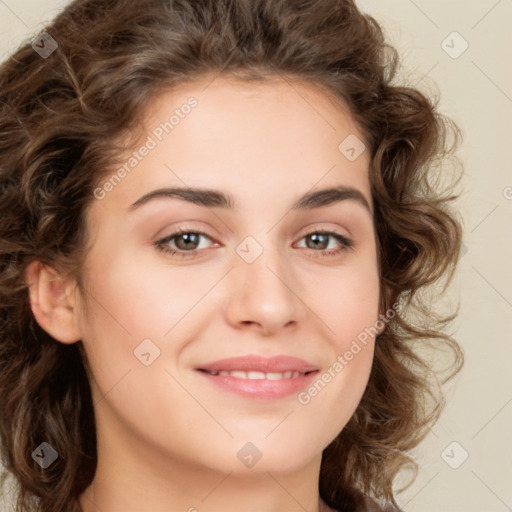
[291, 186, 373, 216]
[128, 185, 373, 216]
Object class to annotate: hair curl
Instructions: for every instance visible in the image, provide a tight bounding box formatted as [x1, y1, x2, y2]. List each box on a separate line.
[0, 0, 464, 511]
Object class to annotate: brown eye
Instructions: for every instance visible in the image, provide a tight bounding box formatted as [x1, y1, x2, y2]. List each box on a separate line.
[173, 232, 202, 250]
[304, 233, 330, 250]
[296, 230, 354, 258]
[155, 230, 215, 257]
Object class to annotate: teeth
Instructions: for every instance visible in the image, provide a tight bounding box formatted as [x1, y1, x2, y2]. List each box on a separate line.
[266, 372, 284, 380]
[230, 370, 247, 379]
[205, 370, 303, 379]
[247, 371, 265, 379]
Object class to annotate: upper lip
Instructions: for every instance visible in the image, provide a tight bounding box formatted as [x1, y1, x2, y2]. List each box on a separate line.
[196, 355, 319, 374]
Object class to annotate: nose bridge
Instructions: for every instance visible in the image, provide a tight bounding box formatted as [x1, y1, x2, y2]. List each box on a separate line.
[226, 231, 303, 332]
[238, 232, 294, 300]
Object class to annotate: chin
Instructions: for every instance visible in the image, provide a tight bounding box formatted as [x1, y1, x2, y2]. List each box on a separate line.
[210, 439, 322, 476]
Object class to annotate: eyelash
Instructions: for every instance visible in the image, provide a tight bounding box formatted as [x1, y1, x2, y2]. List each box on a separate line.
[154, 228, 354, 259]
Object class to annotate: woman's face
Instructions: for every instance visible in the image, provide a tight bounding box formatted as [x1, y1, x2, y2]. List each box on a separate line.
[74, 75, 381, 477]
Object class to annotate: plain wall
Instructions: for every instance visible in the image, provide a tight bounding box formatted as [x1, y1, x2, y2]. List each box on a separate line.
[0, 0, 511, 511]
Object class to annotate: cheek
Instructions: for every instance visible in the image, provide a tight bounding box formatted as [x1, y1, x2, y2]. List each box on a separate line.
[306, 257, 381, 342]
[298, 256, 380, 413]
[80, 251, 213, 338]
[76, 248, 226, 390]
[297, 312, 377, 445]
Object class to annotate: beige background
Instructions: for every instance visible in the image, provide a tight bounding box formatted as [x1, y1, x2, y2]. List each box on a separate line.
[1, 0, 511, 511]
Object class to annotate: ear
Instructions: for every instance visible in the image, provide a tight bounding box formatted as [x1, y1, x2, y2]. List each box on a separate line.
[25, 261, 82, 344]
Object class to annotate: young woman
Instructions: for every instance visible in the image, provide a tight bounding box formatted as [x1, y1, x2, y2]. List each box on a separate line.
[0, 0, 464, 511]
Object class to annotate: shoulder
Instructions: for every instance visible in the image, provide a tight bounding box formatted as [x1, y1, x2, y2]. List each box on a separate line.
[322, 494, 401, 512]
[364, 496, 402, 512]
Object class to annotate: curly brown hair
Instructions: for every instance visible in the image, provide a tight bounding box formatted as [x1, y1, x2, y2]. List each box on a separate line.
[0, 0, 464, 511]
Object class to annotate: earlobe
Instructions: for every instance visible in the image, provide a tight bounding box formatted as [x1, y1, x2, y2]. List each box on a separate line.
[25, 261, 82, 344]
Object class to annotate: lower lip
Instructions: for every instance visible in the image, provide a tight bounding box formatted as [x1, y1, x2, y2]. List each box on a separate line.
[196, 370, 319, 400]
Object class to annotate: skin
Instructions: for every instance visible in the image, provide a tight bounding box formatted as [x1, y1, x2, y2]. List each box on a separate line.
[26, 74, 383, 512]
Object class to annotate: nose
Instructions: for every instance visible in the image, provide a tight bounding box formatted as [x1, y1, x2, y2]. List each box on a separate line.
[224, 243, 306, 336]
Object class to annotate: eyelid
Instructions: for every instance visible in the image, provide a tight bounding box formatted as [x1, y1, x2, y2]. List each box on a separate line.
[154, 224, 354, 259]
[296, 222, 351, 241]
[154, 228, 218, 252]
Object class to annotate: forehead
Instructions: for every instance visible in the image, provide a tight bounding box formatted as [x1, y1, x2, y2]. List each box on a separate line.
[142, 73, 364, 144]
[92, 74, 372, 218]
